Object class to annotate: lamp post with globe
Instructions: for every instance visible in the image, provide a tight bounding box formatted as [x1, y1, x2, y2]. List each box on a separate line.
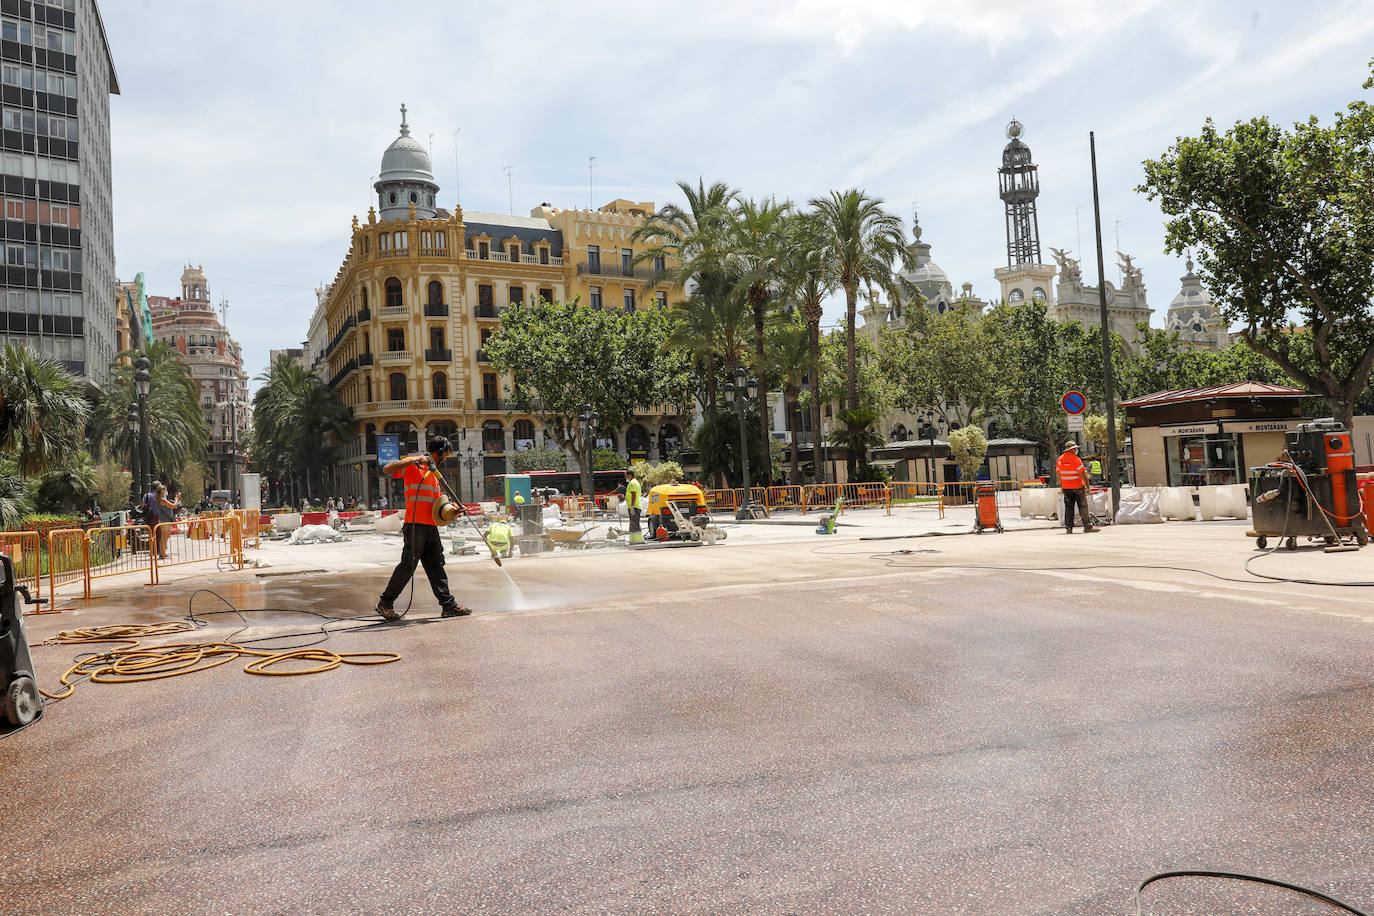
[134, 357, 152, 495]
[126, 403, 141, 505]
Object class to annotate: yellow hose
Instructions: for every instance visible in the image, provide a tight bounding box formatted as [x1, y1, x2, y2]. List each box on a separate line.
[38, 622, 400, 700]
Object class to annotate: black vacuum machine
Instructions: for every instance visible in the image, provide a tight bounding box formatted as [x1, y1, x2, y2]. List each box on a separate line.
[1, 554, 42, 727]
[1248, 419, 1369, 550]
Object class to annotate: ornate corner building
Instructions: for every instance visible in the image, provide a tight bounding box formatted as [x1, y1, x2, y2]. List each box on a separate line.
[317, 108, 684, 503]
[146, 266, 253, 494]
[0, 0, 119, 388]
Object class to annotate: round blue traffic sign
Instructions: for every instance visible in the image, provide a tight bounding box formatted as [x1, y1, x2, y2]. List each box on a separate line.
[1061, 391, 1086, 415]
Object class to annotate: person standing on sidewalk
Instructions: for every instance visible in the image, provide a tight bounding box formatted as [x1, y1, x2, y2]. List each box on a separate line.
[376, 436, 470, 620]
[624, 468, 644, 545]
[1056, 441, 1098, 534]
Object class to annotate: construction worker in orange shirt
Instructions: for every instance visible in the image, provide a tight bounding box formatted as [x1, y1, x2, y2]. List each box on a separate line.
[1056, 441, 1099, 534]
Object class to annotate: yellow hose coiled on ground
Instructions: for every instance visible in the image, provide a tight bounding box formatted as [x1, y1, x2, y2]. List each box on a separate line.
[38, 622, 400, 700]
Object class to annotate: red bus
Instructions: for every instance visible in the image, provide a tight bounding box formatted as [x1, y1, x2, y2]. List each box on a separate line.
[482, 470, 628, 504]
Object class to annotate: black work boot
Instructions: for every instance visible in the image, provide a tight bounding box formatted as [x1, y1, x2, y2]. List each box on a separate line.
[441, 603, 472, 618]
[377, 601, 405, 621]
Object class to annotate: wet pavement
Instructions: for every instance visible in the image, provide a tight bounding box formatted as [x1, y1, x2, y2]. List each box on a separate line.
[3, 530, 1374, 914]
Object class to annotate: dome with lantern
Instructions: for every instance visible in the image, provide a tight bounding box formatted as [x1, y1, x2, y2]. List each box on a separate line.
[374, 104, 439, 221]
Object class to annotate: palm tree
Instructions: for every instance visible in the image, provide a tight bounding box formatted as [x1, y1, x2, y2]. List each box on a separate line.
[808, 190, 912, 417]
[252, 355, 352, 501]
[779, 213, 838, 484]
[665, 290, 750, 413]
[828, 407, 885, 472]
[0, 343, 90, 476]
[88, 340, 210, 484]
[723, 196, 792, 483]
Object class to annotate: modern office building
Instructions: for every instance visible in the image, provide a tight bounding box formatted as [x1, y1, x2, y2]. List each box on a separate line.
[0, 0, 119, 387]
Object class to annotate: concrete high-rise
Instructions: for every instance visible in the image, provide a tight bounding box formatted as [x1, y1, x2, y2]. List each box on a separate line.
[0, 0, 119, 387]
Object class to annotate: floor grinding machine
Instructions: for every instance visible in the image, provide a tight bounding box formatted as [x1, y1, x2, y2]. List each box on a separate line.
[1249, 419, 1369, 550]
[1, 554, 43, 728]
[973, 482, 1004, 534]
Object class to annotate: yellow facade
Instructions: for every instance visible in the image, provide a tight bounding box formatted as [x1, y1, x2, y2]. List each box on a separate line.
[321, 201, 683, 503]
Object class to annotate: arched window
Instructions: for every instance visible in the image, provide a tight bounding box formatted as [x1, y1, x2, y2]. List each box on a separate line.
[389, 372, 406, 401]
[513, 419, 535, 444]
[936, 302, 946, 314]
[482, 420, 504, 453]
[1008, 289, 1025, 303]
[428, 420, 457, 441]
[431, 372, 448, 400]
[385, 277, 402, 308]
[363, 236, 370, 254]
[659, 423, 682, 455]
[1032, 287, 1047, 301]
[626, 424, 650, 456]
[361, 287, 368, 309]
[365, 376, 372, 402]
[427, 281, 443, 305]
[435, 231, 446, 250]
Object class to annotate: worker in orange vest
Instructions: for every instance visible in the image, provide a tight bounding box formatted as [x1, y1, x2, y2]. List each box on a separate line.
[376, 436, 471, 620]
[1056, 441, 1099, 534]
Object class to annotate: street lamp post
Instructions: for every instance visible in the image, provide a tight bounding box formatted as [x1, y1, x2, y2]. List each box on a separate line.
[134, 357, 152, 495]
[577, 403, 600, 504]
[725, 366, 758, 502]
[126, 404, 140, 505]
[920, 408, 946, 487]
[463, 446, 480, 502]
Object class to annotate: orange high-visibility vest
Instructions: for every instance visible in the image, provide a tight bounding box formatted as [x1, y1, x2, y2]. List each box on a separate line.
[1057, 451, 1086, 489]
[398, 464, 444, 525]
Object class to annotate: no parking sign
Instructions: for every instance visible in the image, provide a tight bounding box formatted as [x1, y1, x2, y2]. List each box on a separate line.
[1061, 391, 1086, 415]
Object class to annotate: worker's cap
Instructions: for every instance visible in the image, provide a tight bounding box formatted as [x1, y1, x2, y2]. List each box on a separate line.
[1063, 441, 1079, 450]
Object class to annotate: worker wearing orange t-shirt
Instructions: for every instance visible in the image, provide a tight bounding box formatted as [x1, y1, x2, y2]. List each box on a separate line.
[1056, 441, 1098, 534]
[376, 435, 470, 620]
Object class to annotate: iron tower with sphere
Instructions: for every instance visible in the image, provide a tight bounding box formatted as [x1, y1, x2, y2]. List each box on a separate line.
[994, 120, 1056, 307]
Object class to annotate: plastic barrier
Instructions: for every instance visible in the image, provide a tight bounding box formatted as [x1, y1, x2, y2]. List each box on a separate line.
[0, 531, 42, 601]
[85, 524, 155, 591]
[47, 527, 89, 599]
[887, 482, 945, 518]
[1158, 487, 1196, 521]
[272, 512, 303, 534]
[1020, 487, 1061, 519]
[1198, 484, 1249, 521]
[152, 516, 242, 583]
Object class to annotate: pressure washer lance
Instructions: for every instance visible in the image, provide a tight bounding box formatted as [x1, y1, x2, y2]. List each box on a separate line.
[421, 456, 504, 568]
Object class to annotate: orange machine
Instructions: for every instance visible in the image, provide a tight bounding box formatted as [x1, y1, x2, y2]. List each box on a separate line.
[1324, 429, 1355, 524]
[973, 482, 1003, 534]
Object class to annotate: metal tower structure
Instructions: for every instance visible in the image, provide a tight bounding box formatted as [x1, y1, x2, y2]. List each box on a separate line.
[999, 119, 1042, 267]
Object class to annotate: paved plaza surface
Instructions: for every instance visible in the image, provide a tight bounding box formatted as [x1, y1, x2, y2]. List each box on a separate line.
[4, 514, 1374, 914]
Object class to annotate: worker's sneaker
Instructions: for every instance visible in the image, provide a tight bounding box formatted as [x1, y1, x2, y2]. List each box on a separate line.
[440, 603, 472, 618]
[377, 601, 405, 621]
[1084, 526, 1100, 533]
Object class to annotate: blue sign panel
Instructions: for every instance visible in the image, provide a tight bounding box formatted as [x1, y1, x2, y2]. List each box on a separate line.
[1061, 391, 1086, 415]
[376, 434, 400, 466]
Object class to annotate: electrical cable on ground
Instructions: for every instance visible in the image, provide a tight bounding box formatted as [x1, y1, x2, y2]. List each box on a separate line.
[1135, 870, 1368, 915]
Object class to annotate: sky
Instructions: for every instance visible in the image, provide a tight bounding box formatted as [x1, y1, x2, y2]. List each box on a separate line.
[100, 0, 1374, 386]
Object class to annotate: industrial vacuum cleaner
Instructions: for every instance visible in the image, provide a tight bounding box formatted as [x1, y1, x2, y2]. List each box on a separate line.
[1248, 419, 1369, 551]
[1, 554, 43, 728]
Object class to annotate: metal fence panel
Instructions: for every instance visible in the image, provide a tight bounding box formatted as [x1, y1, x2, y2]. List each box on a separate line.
[47, 527, 89, 599]
[0, 531, 42, 601]
[85, 524, 155, 589]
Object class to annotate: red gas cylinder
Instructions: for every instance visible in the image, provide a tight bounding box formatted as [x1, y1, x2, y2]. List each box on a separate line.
[1325, 432, 1356, 524]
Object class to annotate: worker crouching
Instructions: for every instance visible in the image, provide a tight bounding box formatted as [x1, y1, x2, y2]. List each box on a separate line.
[376, 436, 472, 620]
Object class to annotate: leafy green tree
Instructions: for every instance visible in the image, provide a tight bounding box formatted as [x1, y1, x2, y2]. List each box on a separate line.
[508, 446, 570, 473]
[484, 298, 694, 494]
[808, 189, 913, 414]
[0, 343, 89, 475]
[629, 459, 684, 488]
[1116, 326, 1218, 398]
[92, 454, 132, 509]
[1083, 414, 1127, 455]
[814, 327, 896, 421]
[89, 340, 209, 485]
[879, 304, 998, 428]
[1140, 63, 1374, 429]
[947, 425, 989, 481]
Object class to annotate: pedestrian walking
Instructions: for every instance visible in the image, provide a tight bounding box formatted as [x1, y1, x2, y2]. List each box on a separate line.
[376, 436, 470, 620]
[1056, 441, 1098, 534]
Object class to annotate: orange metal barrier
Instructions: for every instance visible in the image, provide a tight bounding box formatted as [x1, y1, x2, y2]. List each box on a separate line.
[0, 531, 42, 601]
[152, 516, 243, 583]
[801, 483, 890, 515]
[887, 482, 946, 518]
[704, 488, 739, 511]
[939, 480, 1022, 510]
[229, 508, 263, 548]
[47, 527, 89, 599]
[85, 524, 155, 591]
[765, 486, 804, 510]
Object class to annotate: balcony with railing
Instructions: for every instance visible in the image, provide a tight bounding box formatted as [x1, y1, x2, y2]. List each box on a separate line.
[578, 261, 655, 280]
[467, 249, 510, 262]
[378, 350, 412, 364]
[379, 306, 406, 319]
[419, 248, 455, 258]
[423, 302, 449, 317]
[475, 349, 490, 363]
[422, 399, 454, 411]
[357, 352, 374, 367]
[475, 303, 503, 319]
[518, 253, 564, 266]
[357, 308, 371, 322]
[476, 397, 511, 411]
[424, 347, 452, 362]
[378, 249, 408, 259]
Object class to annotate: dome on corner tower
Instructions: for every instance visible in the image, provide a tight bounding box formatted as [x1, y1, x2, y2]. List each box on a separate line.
[374, 104, 439, 220]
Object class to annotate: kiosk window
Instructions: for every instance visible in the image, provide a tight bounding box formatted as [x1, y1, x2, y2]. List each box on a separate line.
[1167, 434, 1240, 487]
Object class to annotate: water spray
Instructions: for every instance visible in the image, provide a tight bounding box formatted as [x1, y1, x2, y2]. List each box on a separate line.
[424, 457, 504, 568]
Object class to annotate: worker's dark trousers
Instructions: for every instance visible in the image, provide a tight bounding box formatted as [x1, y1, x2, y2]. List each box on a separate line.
[380, 523, 457, 610]
[1062, 487, 1091, 531]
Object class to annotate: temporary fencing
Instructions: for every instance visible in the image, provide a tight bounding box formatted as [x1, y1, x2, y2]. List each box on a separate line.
[887, 482, 945, 519]
[800, 483, 891, 515]
[47, 527, 89, 599]
[85, 524, 155, 593]
[938, 480, 1023, 511]
[0, 530, 42, 601]
[765, 485, 804, 510]
[152, 515, 243, 582]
